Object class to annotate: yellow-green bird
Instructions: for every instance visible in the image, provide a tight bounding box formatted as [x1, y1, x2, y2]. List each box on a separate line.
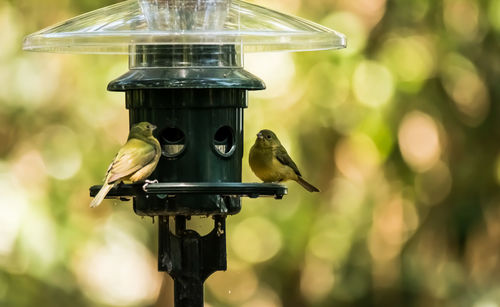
[90, 122, 161, 208]
[249, 129, 319, 192]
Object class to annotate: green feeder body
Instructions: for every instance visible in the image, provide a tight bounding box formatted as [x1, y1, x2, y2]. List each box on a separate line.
[109, 45, 265, 216]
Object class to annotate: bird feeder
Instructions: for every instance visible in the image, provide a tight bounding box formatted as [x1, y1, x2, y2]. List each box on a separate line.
[23, 0, 345, 306]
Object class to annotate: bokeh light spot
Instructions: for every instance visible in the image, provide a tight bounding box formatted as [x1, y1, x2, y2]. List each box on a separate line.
[329, 178, 365, 213]
[357, 115, 394, 160]
[308, 62, 350, 109]
[441, 53, 489, 126]
[245, 53, 295, 100]
[488, 0, 500, 32]
[207, 266, 258, 304]
[13, 57, 61, 108]
[474, 301, 498, 307]
[230, 217, 282, 263]
[0, 4, 22, 59]
[335, 133, 381, 182]
[0, 173, 28, 256]
[300, 257, 335, 302]
[38, 125, 82, 180]
[415, 161, 452, 205]
[444, 0, 480, 41]
[74, 234, 162, 306]
[398, 111, 441, 172]
[18, 204, 58, 273]
[378, 35, 435, 92]
[308, 230, 351, 263]
[369, 196, 418, 262]
[334, 0, 387, 28]
[240, 287, 282, 307]
[353, 60, 394, 108]
[308, 212, 354, 264]
[322, 12, 367, 56]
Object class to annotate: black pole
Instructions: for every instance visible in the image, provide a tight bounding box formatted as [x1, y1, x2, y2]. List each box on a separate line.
[174, 278, 204, 307]
[173, 216, 204, 306]
[158, 215, 227, 307]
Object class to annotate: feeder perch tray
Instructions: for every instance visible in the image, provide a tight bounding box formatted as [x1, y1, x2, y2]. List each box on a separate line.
[90, 182, 287, 199]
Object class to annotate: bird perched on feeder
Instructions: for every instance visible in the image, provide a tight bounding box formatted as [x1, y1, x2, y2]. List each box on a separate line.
[90, 122, 161, 208]
[249, 129, 319, 192]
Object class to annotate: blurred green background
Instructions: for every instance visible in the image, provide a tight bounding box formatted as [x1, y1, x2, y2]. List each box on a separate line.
[1, 0, 500, 306]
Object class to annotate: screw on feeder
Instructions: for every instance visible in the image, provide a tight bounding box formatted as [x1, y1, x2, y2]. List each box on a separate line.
[23, 0, 346, 306]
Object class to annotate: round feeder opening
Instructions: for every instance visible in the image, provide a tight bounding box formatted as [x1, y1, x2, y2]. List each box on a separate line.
[161, 127, 186, 158]
[213, 126, 235, 157]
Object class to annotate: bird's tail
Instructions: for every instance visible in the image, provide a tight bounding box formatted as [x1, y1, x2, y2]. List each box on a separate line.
[90, 182, 115, 208]
[296, 176, 320, 192]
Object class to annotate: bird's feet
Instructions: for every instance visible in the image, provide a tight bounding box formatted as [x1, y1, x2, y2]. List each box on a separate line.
[142, 179, 159, 192]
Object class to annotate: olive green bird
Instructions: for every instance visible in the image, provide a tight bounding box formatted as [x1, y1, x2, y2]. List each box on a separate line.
[90, 122, 161, 208]
[249, 129, 319, 192]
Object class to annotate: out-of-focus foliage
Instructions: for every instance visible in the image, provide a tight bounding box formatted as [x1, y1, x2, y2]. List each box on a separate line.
[1, 0, 500, 306]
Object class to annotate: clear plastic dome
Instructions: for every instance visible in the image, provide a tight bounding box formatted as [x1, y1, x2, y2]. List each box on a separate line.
[22, 0, 346, 54]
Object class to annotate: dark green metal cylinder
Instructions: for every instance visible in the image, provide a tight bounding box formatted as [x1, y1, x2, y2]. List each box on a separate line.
[107, 45, 265, 216]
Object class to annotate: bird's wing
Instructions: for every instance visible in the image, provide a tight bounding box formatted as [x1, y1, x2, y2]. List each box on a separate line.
[274, 146, 302, 177]
[106, 138, 158, 183]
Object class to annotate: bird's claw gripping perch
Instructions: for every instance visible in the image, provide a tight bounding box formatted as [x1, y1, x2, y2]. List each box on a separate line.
[142, 179, 159, 192]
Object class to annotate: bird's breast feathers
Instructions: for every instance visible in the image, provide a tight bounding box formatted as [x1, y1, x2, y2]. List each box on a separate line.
[250, 145, 297, 182]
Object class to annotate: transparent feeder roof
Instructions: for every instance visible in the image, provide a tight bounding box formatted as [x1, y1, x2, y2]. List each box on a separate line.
[23, 0, 346, 54]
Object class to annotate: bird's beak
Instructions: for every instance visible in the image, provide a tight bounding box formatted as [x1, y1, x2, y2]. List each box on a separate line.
[257, 132, 264, 139]
[151, 124, 157, 131]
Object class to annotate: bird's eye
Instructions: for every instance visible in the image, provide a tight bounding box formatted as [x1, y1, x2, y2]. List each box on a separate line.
[266, 135, 271, 139]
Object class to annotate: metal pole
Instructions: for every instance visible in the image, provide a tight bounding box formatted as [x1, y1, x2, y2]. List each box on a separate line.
[173, 216, 203, 307]
[158, 215, 227, 307]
